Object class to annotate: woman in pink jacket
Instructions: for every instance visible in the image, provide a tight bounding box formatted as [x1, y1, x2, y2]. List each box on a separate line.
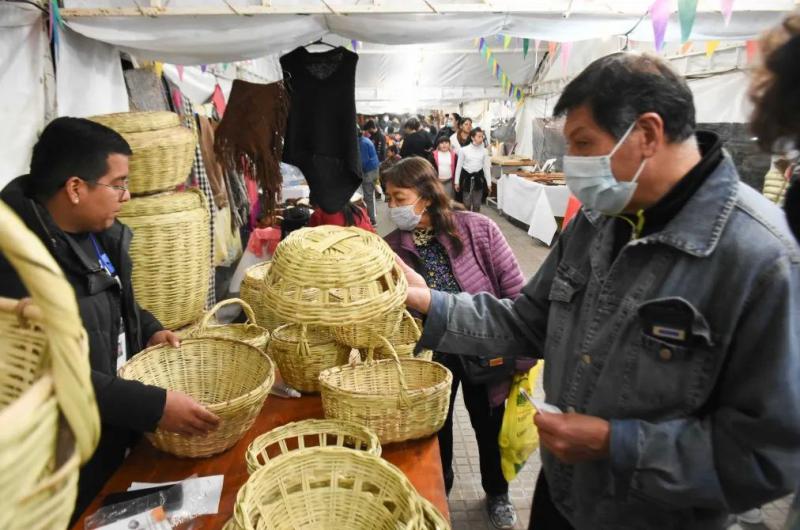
[383, 156, 531, 530]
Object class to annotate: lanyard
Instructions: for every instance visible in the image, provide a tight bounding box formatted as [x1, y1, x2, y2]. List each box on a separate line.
[89, 234, 117, 276]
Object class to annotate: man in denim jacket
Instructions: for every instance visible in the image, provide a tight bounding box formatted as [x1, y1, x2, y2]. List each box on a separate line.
[403, 53, 800, 530]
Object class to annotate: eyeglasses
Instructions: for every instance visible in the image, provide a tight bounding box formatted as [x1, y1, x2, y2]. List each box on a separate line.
[91, 181, 129, 200]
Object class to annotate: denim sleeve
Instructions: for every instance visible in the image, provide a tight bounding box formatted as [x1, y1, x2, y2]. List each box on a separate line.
[610, 255, 800, 512]
[416, 233, 561, 358]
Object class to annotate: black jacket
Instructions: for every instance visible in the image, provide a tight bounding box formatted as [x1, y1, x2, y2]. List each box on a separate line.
[371, 129, 387, 162]
[400, 130, 433, 160]
[0, 176, 167, 519]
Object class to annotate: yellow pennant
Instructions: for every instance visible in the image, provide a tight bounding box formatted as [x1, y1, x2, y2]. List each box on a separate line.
[504, 35, 512, 49]
[705, 40, 720, 58]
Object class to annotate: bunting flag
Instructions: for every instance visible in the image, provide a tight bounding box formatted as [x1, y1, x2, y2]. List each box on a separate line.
[153, 62, 164, 78]
[678, 0, 698, 43]
[504, 35, 513, 49]
[561, 42, 573, 75]
[650, 0, 671, 51]
[49, 0, 63, 56]
[547, 41, 557, 57]
[721, 0, 734, 26]
[200, 64, 207, 73]
[705, 40, 721, 57]
[351, 40, 360, 51]
[477, 38, 522, 102]
[680, 41, 694, 54]
[745, 40, 759, 63]
[523, 38, 530, 58]
[177, 65, 184, 81]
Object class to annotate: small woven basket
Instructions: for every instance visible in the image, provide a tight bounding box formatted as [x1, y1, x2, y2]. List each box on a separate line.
[267, 324, 350, 393]
[372, 310, 433, 361]
[89, 111, 180, 134]
[118, 338, 275, 457]
[120, 189, 210, 330]
[263, 227, 407, 346]
[245, 419, 381, 474]
[419, 496, 451, 529]
[184, 298, 270, 352]
[232, 447, 423, 530]
[320, 342, 452, 444]
[239, 262, 279, 331]
[0, 203, 100, 530]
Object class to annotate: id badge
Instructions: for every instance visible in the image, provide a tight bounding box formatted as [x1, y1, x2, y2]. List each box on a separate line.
[116, 317, 128, 372]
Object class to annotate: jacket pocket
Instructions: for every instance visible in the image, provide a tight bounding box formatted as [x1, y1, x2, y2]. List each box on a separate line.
[546, 264, 587, 348]
[619, 297, 718, 416]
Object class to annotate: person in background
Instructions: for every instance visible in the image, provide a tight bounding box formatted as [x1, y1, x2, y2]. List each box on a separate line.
[380, 144, 403, 202]
[401, 52, 800, 530]
[383, 157, 526, 530]
[439, 113, 457, 141]
[428, 115, 439, 144]
[455, 127, 492, 213]
[0, 117, 220, 521]
[432, 136, 458, 198]
[762, 157, 792, 205]
[400, 117, 434, 160]
[364, 119, 387, 162]
[748, 11, 800, 530]
[450, 116, 473, 155]
[358, 127, 380, 225]
[308, 191, 375, 233]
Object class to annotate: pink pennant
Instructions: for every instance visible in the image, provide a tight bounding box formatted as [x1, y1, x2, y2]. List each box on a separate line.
[212, 84, 227, 117]
[171, 89, 182, 112]
[561, 42, 573, 75]
[547, 41, 557, 57]
[177, 65, 184, 81]
[650, 0, 671, 51]
[721, 0, 734, 26]
[745, 40, 759, 63]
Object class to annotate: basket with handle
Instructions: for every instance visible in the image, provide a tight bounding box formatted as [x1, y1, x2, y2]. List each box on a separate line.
[262, 226, 407, 351]
[183, 298, 270, 352]
[319, 339, 452, 444]
[245, 419, 381, 474]
[120, 189, 210, 330]
[267, 324, 350, 393]
[372, 310, 433, 361]
[118, 337, 274, 457]
[0, 202, 100, 530]
[232, 447, 424, 530]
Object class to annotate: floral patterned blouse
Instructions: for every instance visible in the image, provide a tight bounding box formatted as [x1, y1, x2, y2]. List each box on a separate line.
[413, 227, 461, 294]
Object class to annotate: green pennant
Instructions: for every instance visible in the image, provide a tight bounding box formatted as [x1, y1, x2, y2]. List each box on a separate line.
[523, 38, 530, 58]
[678, 0, 698, 43]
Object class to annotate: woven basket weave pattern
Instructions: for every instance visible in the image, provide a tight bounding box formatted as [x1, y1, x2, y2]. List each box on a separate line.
[89, 111, 180, 133]
[120, 189, 210, 330]
[267, 324, 350, 393]
[119, 338, 274, 458]
[124, 126, 196, 195]
[233, 447, 423, 530]
[245, 419, 381, 474]
[184, 298, 270, 352]
[419, 496, 450, 529]
[372, 311, 433, 361]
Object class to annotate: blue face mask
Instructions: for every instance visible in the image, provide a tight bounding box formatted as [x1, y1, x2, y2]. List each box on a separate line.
[562, 121, 647, 215]
[389, 198, 423, 231]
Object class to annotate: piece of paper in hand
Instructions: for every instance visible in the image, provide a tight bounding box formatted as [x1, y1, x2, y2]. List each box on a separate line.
[520, 388, 563, 414]
[128, 475, 224, 515]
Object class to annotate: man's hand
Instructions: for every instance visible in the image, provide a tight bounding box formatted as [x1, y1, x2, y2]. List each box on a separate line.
[148, 330, 181, 348]
[395, 256, 432, 314]
[534, 412, 611, 464]
[158, 390, 220, 436]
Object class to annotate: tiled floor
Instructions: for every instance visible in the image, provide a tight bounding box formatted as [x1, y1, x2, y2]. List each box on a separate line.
[375, 199, 794, 530]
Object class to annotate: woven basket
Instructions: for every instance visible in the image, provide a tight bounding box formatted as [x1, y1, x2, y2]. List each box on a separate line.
[372, 310, 433, 361]
[233, 447, 423, 530]
[118, 338, 274, 457]
[419, 496, 450, 529]
[120, 189, 210, 330]
[239, 262, 279, 330]
[267, 324, 350, 393]
[263, 227, 407, 345]
[245, 419, 381, 474]
[320, 342, 452, 444]
[89, 111, 180, 134]
[184, 298, 270, 352]
[0, 203, 100, 529]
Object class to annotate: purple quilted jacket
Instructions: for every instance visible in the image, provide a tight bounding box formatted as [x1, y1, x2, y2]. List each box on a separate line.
[385, 210, 536, 407]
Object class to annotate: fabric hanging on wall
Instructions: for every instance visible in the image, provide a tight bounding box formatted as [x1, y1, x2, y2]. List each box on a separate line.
[124, 68, 170, 111]
[280, 46, 361, 214]
[214, 79, 288, 216]
[197, 115, 228, 208]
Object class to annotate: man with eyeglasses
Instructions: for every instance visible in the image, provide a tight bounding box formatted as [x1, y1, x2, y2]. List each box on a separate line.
[0, 117, 220, 521]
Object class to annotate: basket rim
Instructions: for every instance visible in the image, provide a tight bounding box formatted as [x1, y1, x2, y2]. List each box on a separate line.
[318, 358, 451, 398]
[270, 323, 339, 347]
[119, 337, 275, 412]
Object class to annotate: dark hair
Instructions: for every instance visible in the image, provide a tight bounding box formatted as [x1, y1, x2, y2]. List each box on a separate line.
[383, 157, 463, 255]
[553, 53, 696, 142]
[387, 144, 399, 155]
[27, 117, 132, 200]
[470, 127, 485, 140]
[436, 136, 451, 147]
[404, 117, 421, 131]
[457, 116, 472, 128]
[363, 119, 377, 131]
[342, 202, 368, 227]
[750, 12, 800, 152]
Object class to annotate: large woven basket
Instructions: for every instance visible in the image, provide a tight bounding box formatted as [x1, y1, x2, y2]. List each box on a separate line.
[320, 345, 452, 444]
[245, 419, 381, 474]
[89, 111, 180, 134]
[120, 189, 210, 330]
[118, 338, 274, 457]
[419, 496, 450, 529]
[267, 324, 350, 393]
[184, 298, 269, 352]
[232, 447, 423, 530]
[0, 203, 100, 530]
[263, 227, 407, 349]
[372, 310, 433, 361]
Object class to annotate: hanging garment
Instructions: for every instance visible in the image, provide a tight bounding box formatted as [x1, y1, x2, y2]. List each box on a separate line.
[197, 115, 228, 209]
[124, 68, 170, 111]
[214, 79, 289, 216]
[280, 46, 361, 214]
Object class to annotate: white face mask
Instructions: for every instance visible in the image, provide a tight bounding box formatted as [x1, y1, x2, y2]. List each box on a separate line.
[562, 121, 647, 215]
[389, 197, 423, 231]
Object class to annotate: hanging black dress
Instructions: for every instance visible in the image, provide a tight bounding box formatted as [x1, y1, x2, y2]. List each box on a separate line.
[281, 46, 362, 214]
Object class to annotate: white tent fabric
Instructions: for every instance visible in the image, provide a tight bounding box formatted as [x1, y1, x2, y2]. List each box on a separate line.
[0, 4, 51, 188]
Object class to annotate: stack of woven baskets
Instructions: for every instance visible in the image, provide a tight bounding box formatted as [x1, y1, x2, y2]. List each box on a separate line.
[0, 203, 100, 530]
[89, 111, 209, 330]
[222, 419, 449, 529]
[261, 226, 452, 444]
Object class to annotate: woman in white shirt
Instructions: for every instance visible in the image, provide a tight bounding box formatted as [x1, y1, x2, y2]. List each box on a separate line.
[449, 117, 473, 155]
[454, 128, 492, 212]
[432, 136, 457, 198]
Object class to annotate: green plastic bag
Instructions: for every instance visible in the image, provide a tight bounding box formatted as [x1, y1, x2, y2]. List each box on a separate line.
[498, 363, 543, 482]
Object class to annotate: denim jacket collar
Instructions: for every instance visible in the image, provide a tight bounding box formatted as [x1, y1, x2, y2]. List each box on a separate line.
[583, 154, 739, 258]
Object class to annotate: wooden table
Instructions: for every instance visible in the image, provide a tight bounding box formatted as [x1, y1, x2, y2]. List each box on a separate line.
[72, 395, 449, 529]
